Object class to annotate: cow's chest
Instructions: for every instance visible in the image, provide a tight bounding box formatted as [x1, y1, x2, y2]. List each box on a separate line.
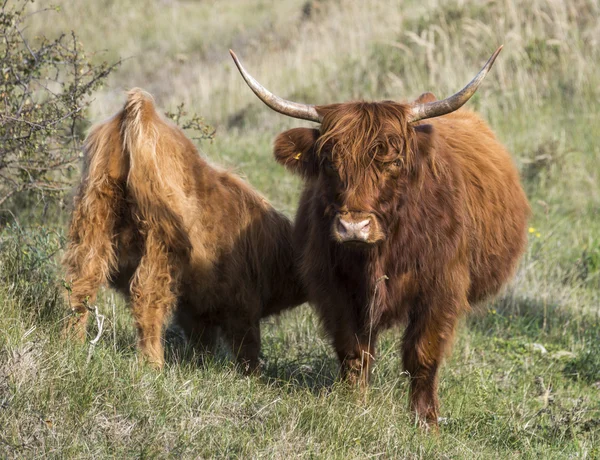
[323, 249, 416, 325]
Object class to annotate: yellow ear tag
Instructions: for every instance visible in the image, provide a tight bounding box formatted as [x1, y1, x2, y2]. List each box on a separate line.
[294, 152, 302, 160]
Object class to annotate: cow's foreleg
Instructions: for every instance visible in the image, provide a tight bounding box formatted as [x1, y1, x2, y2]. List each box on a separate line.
[333, 326, 378, 388]
[402, 291, 464, 427]
[174, 306, 219, 355]
[222, 311, 261, 374]
[130, 232, 180, 368]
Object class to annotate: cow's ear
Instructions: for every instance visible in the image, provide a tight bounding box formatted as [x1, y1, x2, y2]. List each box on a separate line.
[413, 123, 435, 157]
[273, 128, 320, 178]
[414, 92, 437, 104]
[410, 123, 437, 177]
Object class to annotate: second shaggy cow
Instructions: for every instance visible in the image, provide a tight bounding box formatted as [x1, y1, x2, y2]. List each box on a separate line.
[63, 89, 306, 369]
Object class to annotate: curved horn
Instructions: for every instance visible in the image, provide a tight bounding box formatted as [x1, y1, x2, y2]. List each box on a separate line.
[229, 50, 322, 123]
[409, 46, 503, 123]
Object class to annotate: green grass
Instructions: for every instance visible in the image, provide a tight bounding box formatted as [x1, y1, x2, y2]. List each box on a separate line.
[1, 262, 598, 457]
[1, 0, 599, 457]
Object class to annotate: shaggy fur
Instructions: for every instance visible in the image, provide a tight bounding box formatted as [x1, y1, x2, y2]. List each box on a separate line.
[272, 93, 530, 425]
[63, 89, 306, 369]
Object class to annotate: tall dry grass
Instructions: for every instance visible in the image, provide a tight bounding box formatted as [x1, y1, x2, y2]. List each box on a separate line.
[26, 1, 600, 121]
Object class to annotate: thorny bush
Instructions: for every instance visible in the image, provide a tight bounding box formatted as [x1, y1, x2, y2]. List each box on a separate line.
[0, 0, 120, 208]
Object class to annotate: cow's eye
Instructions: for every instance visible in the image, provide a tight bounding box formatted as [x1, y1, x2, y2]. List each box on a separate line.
[389, 159, 403, 169]
[323, 159, 336, 176]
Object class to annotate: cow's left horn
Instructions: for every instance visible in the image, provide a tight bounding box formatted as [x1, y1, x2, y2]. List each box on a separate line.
[230, 50, 322, 123]
[408, 46, 503, 123]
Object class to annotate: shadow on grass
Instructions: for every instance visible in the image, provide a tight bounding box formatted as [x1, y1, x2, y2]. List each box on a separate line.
[467, 292, 600, 384]
[162, 323, 340, 393]
[468, 293, 594, 340]
[260, 353, 340, 394]
[162, 325, 229, 370]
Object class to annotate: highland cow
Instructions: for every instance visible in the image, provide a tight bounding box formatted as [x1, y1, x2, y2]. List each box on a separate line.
[63, 89, 306, 370]
[231, 47, 530, 425]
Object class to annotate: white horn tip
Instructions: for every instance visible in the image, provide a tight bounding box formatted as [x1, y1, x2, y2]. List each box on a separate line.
[489, 45, 503, 65]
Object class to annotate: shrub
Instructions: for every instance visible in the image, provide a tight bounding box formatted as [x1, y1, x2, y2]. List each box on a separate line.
[0, 1, 119, 209]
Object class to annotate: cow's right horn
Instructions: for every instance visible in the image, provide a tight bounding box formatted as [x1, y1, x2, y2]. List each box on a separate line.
[230, 50, 322, 123]
[408, 46, 503, 123]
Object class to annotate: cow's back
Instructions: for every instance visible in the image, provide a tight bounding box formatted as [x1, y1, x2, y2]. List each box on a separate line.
[159, 129, 305, 317]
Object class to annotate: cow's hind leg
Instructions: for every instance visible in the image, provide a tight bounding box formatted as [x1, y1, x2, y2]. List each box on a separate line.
[62, 178, 120, 341]
[63, 261, 108, 341]
[130, 231, 180, 368]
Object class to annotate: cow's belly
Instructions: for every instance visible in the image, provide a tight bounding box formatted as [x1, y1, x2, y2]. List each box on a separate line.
[465, 190, 529, 305]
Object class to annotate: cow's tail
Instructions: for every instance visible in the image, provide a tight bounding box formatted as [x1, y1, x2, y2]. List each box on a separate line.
[120, 88, 192, 254]
[62, 88, 192, 337]
[62, 95, 127, 334]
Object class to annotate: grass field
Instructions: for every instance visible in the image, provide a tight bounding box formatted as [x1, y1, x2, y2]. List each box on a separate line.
[1, 0, 599, 457]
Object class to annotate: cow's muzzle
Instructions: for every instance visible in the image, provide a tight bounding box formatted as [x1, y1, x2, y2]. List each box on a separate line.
[333, 212, 381, 245]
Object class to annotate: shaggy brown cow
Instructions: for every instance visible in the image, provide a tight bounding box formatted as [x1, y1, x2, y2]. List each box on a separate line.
[63, 88, 305, 369]
[231, 47, 530, 425]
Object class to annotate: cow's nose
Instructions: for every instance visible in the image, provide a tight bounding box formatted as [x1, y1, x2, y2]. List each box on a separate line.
[336, 216, 371, 241]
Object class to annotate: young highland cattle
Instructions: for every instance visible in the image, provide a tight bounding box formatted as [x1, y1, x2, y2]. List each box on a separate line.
[63, 88, 306, 370]
[231, 47, 530, 425]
